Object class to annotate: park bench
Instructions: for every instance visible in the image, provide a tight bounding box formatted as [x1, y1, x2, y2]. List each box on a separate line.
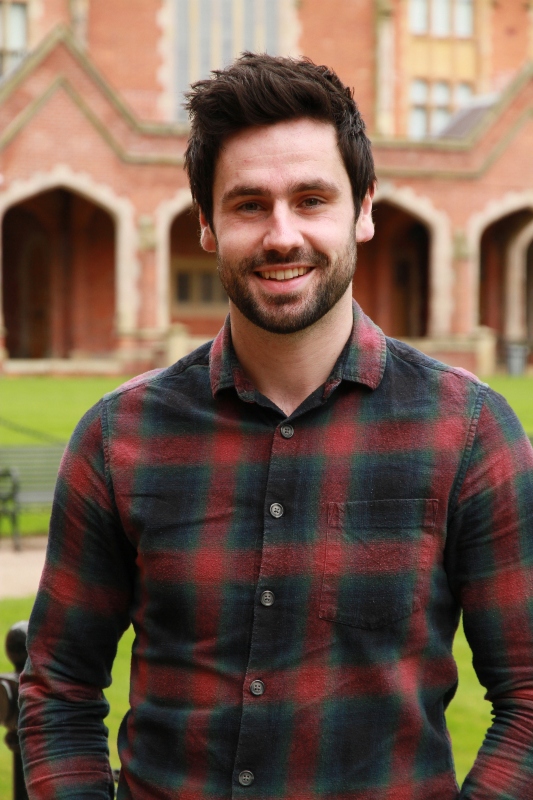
[0, 446, 65, 510]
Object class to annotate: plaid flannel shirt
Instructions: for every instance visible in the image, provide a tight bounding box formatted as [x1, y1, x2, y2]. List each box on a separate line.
[19, 302, 533, 800]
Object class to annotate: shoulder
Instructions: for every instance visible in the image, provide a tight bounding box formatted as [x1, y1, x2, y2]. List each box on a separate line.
[385, 337, 531, 452]
[383, 336, 489, 412]
[68, 340, 214, 448]
[385, 337, 483, 386]
[103, 340, 213, 404]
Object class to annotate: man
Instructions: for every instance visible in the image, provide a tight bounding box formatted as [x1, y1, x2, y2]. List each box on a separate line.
[19, 54, 533, 799]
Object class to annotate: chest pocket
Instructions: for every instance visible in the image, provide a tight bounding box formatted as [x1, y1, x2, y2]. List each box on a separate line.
[319, 499, 439, 629]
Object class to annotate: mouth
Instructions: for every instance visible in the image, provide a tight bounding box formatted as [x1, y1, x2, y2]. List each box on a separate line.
[256, 266, 312, 281]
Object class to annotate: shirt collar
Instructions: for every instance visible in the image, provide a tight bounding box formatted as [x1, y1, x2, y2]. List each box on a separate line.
[209, 300, 386, 402]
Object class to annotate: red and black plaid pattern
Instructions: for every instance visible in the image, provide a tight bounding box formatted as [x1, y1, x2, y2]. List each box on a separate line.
[19, 303, 533, 799]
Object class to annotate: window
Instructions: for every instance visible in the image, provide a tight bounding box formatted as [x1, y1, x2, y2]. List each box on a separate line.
[430, 81, 451, 134]
[175, 0, 282, 122]
[0, 1, 27, 76]
[409, 79, 472, 138]
[177, 273, 191, 302]
[454, 0, 473, 37]
[409, 79, 429, 139]
[455, 82, 473, 107]
[409, 0, 428, 34]
[174, 264, 227, 306]
[409, 0, 474, 37]
[431, 0, 451, 36]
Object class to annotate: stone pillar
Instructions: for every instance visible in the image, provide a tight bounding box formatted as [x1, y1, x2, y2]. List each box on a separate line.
[117, 214, 167, 369]
[375, 0, 395, 137]
[451, 230, 477, 336]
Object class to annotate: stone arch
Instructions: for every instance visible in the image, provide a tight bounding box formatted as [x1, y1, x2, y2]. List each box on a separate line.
[467, 191, 533, 331]
[372, 184, 453, 336]
[0, 165, 138, 352]
[503, 217, 533, 343]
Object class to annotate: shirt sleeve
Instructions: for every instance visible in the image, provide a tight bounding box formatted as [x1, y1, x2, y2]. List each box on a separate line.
[447, 386, 533, 799]
[18, 401, 136, 800]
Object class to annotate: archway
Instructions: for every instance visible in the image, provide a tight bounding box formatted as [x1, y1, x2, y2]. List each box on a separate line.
[356, 201, 429, 338]
[479, 208, 533, 359]
[169, 207, 227, 338]
[2, 188, 116, 358]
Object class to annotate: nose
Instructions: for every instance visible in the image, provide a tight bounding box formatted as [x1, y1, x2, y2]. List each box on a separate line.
[262, 203, 305, 254]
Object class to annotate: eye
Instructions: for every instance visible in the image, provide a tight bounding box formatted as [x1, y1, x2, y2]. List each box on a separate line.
[238, 201, 263, 212]
[300, 197, 324, 208]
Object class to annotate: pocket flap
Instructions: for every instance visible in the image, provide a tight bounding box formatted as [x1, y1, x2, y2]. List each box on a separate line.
[328, 498, 438, 531]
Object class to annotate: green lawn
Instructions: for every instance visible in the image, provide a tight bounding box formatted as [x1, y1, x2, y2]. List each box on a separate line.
[0, 376, 132, 536]
[0, 376, 132, 445]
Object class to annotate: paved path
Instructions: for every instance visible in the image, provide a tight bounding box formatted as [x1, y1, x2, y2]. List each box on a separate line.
[0, 536, 47, 599]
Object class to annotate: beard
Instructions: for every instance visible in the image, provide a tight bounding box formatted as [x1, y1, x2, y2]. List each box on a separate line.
[216, 235, 357, 335]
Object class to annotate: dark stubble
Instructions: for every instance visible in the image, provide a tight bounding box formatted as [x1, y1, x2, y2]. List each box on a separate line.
[217, 234, 357, 334]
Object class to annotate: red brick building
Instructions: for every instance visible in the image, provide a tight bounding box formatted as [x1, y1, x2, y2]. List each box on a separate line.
[1, 0, 532, 375]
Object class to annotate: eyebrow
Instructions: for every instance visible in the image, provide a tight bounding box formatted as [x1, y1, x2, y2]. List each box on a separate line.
[221, 179, 340, 205]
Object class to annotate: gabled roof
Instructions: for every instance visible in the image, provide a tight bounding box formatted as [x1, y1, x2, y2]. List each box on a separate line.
[0, 25, 188, 165]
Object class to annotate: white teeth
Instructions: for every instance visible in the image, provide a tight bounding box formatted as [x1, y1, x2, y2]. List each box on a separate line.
[259, 267, 310, 281]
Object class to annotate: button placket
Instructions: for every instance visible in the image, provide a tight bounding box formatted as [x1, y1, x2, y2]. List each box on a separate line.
[233, 421, 297, 797]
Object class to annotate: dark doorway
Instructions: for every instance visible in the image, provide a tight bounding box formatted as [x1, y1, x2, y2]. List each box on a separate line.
[2, 189, 116, 358]
[356, 201, 429, 338]
[479, 209, 533, 341]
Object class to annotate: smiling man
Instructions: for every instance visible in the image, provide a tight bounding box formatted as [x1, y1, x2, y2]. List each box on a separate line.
[19, 54, 533, 800]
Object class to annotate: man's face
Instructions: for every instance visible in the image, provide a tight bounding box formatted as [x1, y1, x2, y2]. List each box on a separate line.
[200, 118, 374, 334]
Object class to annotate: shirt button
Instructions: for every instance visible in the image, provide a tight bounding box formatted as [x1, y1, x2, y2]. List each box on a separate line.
[250, 679, 265, 696]
[280, 423, 294, 439]
[270, 502, 284, 518]
[239, 770, 254, 786]
[260, 590, 275, 606]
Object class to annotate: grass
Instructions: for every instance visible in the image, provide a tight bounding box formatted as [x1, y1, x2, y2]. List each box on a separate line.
[0, 596, 489, 795]
[0, 376, 132, 536]
[0, 376, 133, 446]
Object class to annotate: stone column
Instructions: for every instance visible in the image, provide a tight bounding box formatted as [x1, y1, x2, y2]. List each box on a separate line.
[375, 0, 395, 137]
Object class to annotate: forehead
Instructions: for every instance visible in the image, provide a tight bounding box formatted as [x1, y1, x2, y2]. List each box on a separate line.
[213, 118, 349, 196]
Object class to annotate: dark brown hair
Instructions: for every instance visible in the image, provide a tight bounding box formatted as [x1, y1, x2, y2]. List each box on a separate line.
[184, 52, 376, 230]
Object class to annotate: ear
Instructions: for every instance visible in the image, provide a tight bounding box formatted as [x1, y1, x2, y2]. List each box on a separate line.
[199, 209, 216, 253]
[355, 185, 375, 243]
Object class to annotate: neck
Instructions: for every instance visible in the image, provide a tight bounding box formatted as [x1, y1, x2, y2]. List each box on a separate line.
[229, 291, 354, 416]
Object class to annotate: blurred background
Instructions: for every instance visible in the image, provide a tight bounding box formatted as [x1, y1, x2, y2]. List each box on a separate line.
[1, 1, 533, 795]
